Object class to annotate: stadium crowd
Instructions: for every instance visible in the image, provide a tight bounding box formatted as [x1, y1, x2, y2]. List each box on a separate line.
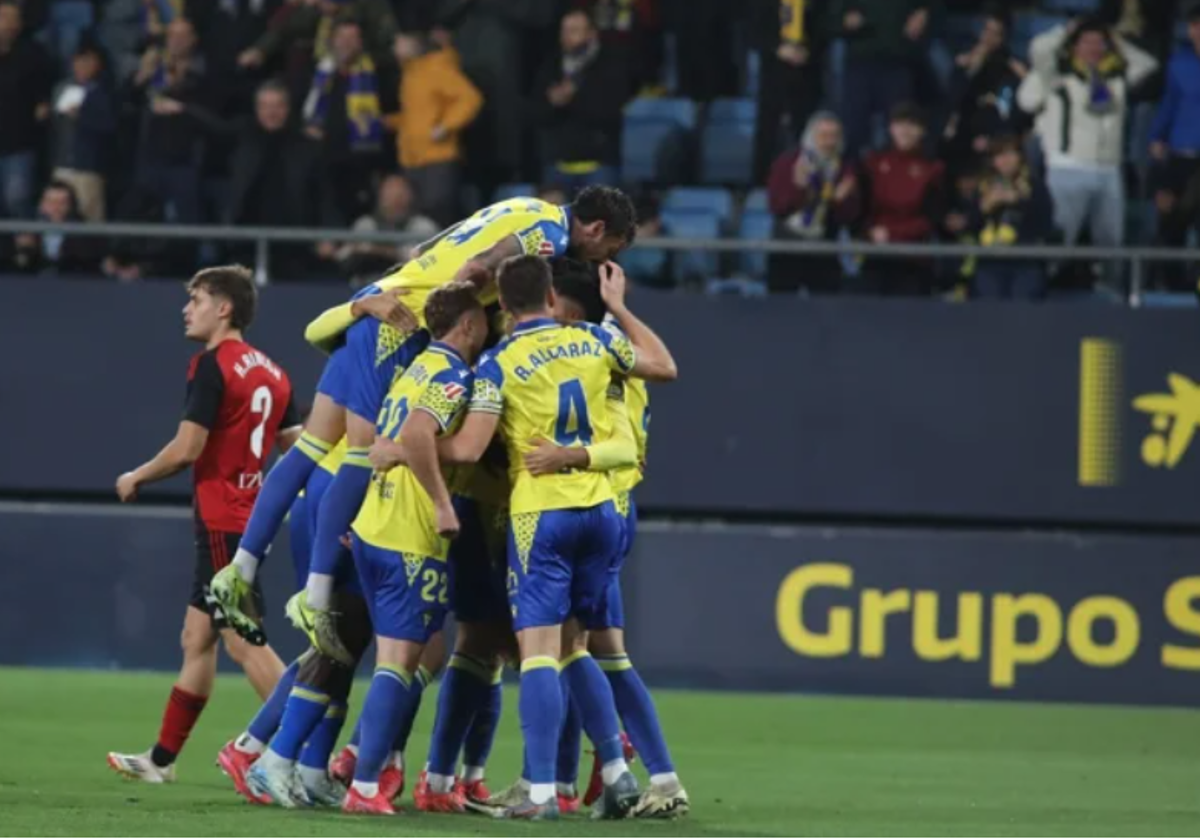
[0, 0, 1197, 297]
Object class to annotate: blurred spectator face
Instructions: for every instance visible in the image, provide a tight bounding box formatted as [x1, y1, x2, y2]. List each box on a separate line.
[332, 22, 364, 66]
[888, 118, 924, 153]
[955, 172, 980, 201]
[72, 50, 102, 84]
[39, 186, 73, 223]
[394, 32, 422, 63]
[1189, 16, 1200, 53]
[165, 19, 197, 59]
[992, 148, 1022, 179]
[980, 16, 1006, 52]
[256, 87, 290, 132]
[0, 3, 22, 45]
[560, 11, 595, 54]
[377, 175, 414, 221]
[1073, 30, 1108, 68]
[810, 118, 842, 158]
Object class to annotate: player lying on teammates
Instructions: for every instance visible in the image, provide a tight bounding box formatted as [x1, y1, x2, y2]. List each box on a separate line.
[209, 187, 638, 669]
[335, 281, 492, 815]
[424, 255, 677, 819]
[107, 266, 301, 783]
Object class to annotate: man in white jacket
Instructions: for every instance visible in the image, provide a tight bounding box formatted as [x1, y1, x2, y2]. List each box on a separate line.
[1018, 19, 1157, 281]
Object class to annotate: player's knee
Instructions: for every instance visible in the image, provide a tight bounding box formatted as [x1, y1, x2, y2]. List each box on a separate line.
[180, 623, 215, 659]
[221, 633, 256, 667]
[306, 394, 347, 444]
[420, 632, 447, 677]
[588, 628, 626, 658]
[344, 411, 376, 447]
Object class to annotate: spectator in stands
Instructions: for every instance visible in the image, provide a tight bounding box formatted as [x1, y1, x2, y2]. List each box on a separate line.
[766, 111, 858, 294]
[533, 8, 629, 194]
[1100, 0, 1180, 67]
[1018, 19, 1157, 290]
[388, 29, 481, 227]
[942, 8, 1030, 173]
[237, 0, 398, 82]
[1150, 4, 1200, 290]
[302, 17, 396, 223]
[752, 0, 824, 183]
[50, 43, 116, 222]
[9, 180, 101, 275]
[835, 0, 936, 158]
[436, 0, 552, 191]
[0, 0, 52, 219]
[855, 103, 944, 296]
[127, 17, 210, 225]
[100, 0, 176, 84]
[969, 136, 1053, 300]
[575, 0, 662, 96]
[667, 0, 737, 102]
[337, 172, 438, 285]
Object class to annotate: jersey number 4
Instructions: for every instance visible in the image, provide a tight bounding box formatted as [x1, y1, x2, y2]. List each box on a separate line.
[555, 380, 593, 446]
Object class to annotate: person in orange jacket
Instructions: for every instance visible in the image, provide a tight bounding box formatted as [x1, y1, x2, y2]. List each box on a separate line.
[387, 30, 482, 225]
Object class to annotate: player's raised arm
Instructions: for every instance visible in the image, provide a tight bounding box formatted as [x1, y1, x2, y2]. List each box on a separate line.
[116, 421, 210, 501]
[598, 262, 678, 382]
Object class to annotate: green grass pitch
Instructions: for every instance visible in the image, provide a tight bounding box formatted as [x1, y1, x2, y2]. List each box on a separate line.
[0, 666, 1198, 836]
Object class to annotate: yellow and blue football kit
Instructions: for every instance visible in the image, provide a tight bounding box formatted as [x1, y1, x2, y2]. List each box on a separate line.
[305, 198, 573, 355]
[350, 342, 474, 642]
[470, 317, 637, 630]
[286, 439, 347, 589]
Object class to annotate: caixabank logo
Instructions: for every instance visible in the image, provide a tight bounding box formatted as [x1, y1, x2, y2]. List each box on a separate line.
[1077, 337, 1200, 487]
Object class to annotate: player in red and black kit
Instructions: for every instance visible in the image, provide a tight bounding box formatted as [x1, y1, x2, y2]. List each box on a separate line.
[107, 266, 303, 784]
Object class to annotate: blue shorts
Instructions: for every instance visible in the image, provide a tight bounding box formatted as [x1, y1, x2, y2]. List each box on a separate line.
[586, 493, 636, 631]
[448, 496, 510, 625]
[287, 468, 361, 594]
[507, 501, 622, 632]
[315, 319, 427, 423]
[351, 535, 447, 643]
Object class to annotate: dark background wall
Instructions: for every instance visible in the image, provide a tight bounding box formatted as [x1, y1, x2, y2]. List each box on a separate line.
[6, 278, 1200, 705]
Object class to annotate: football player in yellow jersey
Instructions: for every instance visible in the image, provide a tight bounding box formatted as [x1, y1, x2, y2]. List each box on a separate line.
[435, 255, 677, 820]
[340, 282, 491, 816]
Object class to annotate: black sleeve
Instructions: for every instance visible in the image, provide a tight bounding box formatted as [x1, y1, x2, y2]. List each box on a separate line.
[183, 351, 224, 429]
[280, 392, 302, 430]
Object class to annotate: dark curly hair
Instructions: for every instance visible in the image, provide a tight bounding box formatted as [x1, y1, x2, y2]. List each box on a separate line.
[572, 185, 638, 245]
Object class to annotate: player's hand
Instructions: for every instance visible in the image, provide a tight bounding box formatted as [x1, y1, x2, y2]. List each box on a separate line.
[116, 472, 140, 502]
[435, 500, 461, 539]
[454, 260, 492, 289]
[599, 261, 628, 312]
[523, 438, 573, 475]
[354, 289, 418, 333]
[368, 435, 405, 471]
[237, 48, 264, 68]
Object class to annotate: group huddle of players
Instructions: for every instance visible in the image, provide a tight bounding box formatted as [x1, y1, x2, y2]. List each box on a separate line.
[106, 185, 689, 821]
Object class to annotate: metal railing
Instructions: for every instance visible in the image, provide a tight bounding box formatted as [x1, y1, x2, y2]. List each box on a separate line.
[0, 219, 1195, 306]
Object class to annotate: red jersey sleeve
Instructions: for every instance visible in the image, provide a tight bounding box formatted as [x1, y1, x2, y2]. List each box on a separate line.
[183, 351, 224, 429]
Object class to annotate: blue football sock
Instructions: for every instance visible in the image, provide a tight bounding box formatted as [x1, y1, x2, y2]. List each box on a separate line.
[307, 454, 372, 606]
[298, 702, 347, 770]
[463, 666, 503, 771]
[354, 666, 418, 784]
[427, 655, 491, 776]
[348, 717, 361, 750]
[561, 652, 623, 766]
[240, 432, 331, 561]
[270, 682, 331, 762]
[519, 657, 563, 786]
[246, 659, 299, 744]
[391, 666, 432, 756]
[556, 680, 583, 787]
[598, 654, 675, 775]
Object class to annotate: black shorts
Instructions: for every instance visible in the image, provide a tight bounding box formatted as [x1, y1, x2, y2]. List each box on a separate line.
[192, 518, 267, 639]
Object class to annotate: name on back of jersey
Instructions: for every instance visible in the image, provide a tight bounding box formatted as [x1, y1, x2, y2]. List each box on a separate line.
[232, 349, 284, 381]
[513, 338, 604, 381]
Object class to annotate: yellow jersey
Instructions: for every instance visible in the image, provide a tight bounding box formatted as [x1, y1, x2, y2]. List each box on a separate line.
[305, 198, 573, 354]
[470, 317, 637, 515]
[611, 376, 649, 494]
[351, 342, 474, 559]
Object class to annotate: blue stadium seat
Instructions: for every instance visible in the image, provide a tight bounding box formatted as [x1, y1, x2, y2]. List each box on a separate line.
[705, 277, 768, 297]
[622, 97, 697, 184]
[494, 183, 536, 201]
[662, 187, 735, 225]
[700, 123, 755, 185]
[1141, 292, 1198, 309]
[743, 188, 769, 214]
[622, 246, 671, 288]
[708, 98, 757, 127]
[1041, 0, 1099, 14]
[739, 210, 774, 279]
[744, 50, 761, 98]
[661, 210, 721, 284]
